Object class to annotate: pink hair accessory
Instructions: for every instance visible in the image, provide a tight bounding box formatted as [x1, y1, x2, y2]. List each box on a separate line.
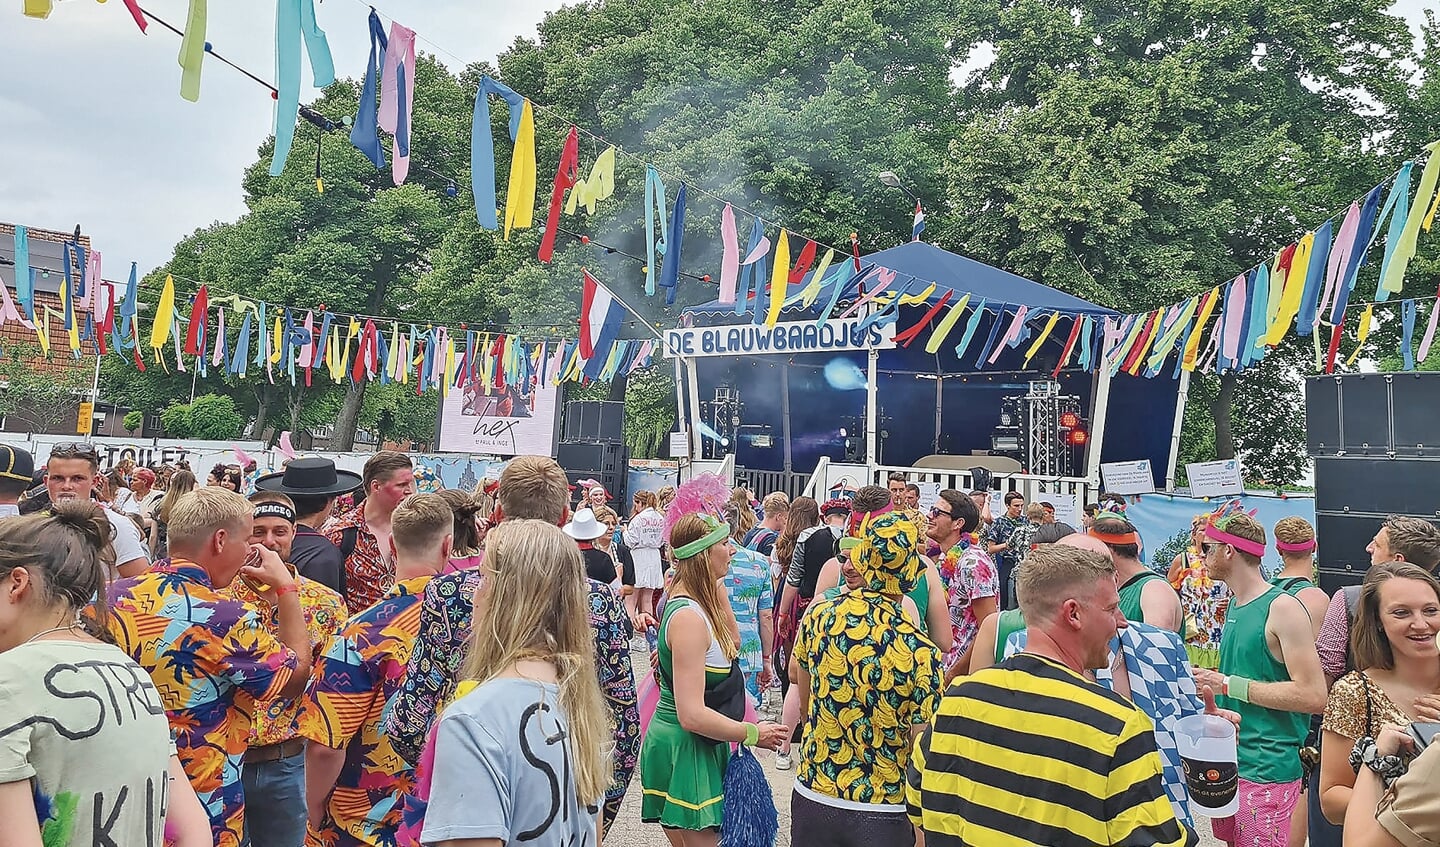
[1205, 525, 1266, 558]
[1276, 539, 1316, 553]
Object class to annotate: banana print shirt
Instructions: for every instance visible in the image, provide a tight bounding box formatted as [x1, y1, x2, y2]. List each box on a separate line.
[793, 589, 943, 805]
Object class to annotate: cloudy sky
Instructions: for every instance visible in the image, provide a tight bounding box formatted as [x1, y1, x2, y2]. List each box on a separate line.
[3, 0, 1432, 275]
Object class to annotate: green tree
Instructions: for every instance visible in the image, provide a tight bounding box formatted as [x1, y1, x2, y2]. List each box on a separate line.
[123, 410, 143, 434]
[159, 393, 246, 441]
[0, 345, 89, 434]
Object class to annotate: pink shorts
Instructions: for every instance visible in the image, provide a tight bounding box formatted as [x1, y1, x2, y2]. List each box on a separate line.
[1210, 777, 1302, 847]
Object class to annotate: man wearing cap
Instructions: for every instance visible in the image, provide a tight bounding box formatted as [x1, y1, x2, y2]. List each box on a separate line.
[223, 491, 346, 847]
[1191, 512, 1326, 847]
[45, 441, 149, 577]
[0, 443, 35, 519]
[565, 507, 619, 584]
[255, 457, 363, 597]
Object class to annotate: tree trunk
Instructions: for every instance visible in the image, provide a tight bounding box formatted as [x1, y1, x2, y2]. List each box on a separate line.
[252, 385, 272, 442]
[287, 387, 305, 435]
[1212, 371, 1237, 459]
[331, 382, 367, 451]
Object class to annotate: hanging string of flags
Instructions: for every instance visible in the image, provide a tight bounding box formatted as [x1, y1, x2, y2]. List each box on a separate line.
[18, 1, 1440, 385]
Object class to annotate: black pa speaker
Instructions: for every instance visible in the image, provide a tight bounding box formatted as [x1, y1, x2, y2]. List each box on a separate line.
[1314, 512, 1383, 595]
[1307, 372, 1440, 458]
[557, 441, 627, 475]
[563, 401, 625, 443]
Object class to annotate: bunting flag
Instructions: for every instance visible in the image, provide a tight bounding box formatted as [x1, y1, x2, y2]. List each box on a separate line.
[734, 218, 769, 317]
[471, 75, 524, 228]
[790, 248, 835, 310]
[178, 0, 209, 102]
[269, 0, 335, 174]
[1381, 143, 1440, 296]
[566, 146, 616, 215]
[657, 182, 687, 305]
[538, 126, 580, 263]
[894, 291, 954, 347]
[504, 100, 537, 237]
[1402, 299, 1417, 371]
[378, 20, 416, 184]
[1022, 310, 1061, 367]
[1052, 316, 1084, 378]
[149, 274, 177, 360]
[717, 204, 740, 305]
[1373, 163, 1413, 302]
[1344, 304, 1374, 367]
[643, 167, 669, 297]
[952, 299, 987, 361]
[764, 229, 791, 327]
[12, 226, 31, 320]
[351, 10, 389, 170]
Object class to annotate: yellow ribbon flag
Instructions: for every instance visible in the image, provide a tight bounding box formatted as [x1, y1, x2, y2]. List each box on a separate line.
[1023, 311, 1062, 367]
[269, 315, 284, 365]
[1345, 305, 1375, 367]
[924, 294, 971, 354]
[1147, 297, 1200, 371]
[1181, 287, 1222, 371]
[765, 230, 791, 327]
[1382, 141, 1440, 294]
[899, 282, 938, 305]
[1265, 251, 1286, 325]
[790, 249, 835, 309]
[504, 100, 537, 239]
[565, 146, 616, 215]
[443, 340, 457, 397]
[33, 307, 51, 356]
[149, 274, 177, 356]
[1261, 234, 1313, 346]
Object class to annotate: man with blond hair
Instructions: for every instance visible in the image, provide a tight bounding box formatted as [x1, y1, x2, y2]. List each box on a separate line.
[109, 487, 310, 847]
[742, 490, 789, 557]
[907, 543, 1194, 847]
[1192, 513, 1326, 847]
[302, 493, 453, 846]
[383, 455, 641, 831]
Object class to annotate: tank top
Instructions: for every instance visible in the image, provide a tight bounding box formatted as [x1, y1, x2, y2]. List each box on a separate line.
[1118, 570, 1170, 629]
[1217, 585, 1309, 783]
[1273, 575, 1315, 596]
[994, 608, 1026, 663]
[905, 566, 931, 637]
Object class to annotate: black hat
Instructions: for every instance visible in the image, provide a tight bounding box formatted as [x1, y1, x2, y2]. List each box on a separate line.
[253, 457, 361, 497]
[0, 444, 35, 484]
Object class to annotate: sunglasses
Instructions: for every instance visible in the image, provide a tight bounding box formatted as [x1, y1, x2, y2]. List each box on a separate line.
[1201, 542, 1226, 556]
[929, 506, 952, 519]
[49, 442, 100, 462]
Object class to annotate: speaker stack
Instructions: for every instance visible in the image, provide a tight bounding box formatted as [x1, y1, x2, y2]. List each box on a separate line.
[1306, 373, 1440, 595]
[558, 400, 628, 510]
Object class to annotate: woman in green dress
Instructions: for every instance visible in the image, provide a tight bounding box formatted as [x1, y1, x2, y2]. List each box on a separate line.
[640, 513, 789, 845]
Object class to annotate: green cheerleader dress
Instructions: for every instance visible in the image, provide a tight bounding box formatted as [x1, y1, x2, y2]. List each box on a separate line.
[639, 597, 733, 830]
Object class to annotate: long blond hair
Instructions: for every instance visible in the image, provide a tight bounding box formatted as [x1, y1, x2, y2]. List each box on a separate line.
[668, 514, 739, 660]
[462, 520, 613, 806]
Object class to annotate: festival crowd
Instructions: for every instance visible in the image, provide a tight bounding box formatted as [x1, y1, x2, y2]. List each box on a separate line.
[2, 443, 1440, 847]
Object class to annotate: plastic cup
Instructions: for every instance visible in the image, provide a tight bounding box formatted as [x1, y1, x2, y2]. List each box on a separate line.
[1175, 713, 1239, 817]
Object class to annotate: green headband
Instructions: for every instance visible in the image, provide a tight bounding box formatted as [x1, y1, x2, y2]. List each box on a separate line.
[673, 515, 730, 559]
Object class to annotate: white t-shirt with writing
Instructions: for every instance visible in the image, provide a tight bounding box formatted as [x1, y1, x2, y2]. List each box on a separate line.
[0, 640, 174, 846]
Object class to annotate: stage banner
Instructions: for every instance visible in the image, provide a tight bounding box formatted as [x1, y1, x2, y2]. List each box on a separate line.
[663, 317, 897, 359]
[437, 377, 561, 457]
[1126, 492, 1315, 575]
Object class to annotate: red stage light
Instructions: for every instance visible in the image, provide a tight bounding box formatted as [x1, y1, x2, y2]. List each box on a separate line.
[1067, 428, 1089, 446]
[1059, 411, 1080, 429]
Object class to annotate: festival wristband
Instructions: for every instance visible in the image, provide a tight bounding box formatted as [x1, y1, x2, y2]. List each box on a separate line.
[275, 583, 299, 598]
[743, 722, 759, 747]
[1227, 675, 1252, 703]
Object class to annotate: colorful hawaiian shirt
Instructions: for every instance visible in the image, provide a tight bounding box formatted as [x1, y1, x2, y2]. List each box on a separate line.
[725, 546, 775, 696]
[1173, 548, 1228, 669]
[382, 569, 640, 831]
[224, 567, 345, 746]
[108, 558, 299, 847]
[984, 513, 1026, 570]
[298, 575, 433, 846]
[322, 506, 393, 614]
[936, 540, 999, 669]
[793, 589, 942, 805]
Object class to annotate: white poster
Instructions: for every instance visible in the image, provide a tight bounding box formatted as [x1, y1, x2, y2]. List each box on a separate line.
[1186, 459, 1244, 497]
[1038, 493, 1081, 528]
[915, 481, 941, 513]
[437, 378, 560, 457]
[1100, 459, 1156, 495]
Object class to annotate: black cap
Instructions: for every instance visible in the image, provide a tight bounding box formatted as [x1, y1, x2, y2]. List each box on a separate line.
[0, 445, 35, 484]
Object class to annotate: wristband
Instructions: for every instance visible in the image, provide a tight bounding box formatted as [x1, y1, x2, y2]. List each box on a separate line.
[743, 722, 759, 747]
[1227, 675, 1251, 703]
[275, 583, 299, 598]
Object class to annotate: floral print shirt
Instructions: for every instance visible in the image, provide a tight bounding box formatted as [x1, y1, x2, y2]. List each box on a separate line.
[298, 575, 433, 846]
[936, 539, 999, 669]
[794, 590, 942, 804]
[1171, 548, 1227, 669]
[725, 547, 775, 686]
[224, 567, 345, 746]
[382, 569, 640, 830]
[108, 559, 298, 847]
[322, 506, 393, 614]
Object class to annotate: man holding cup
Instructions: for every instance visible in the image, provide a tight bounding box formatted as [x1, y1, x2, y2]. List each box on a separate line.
[1192, 512, 1327, 847]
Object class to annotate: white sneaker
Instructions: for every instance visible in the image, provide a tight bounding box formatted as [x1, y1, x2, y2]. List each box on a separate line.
[775, 752, 792, 770]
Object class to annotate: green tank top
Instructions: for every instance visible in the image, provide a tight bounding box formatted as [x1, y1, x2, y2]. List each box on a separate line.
[905, 566, 931, 637]
[1117, 570, 1170, 628]
[1273, 575, 1315, 596]
[655, 598, 732, 726]
[994, 608, 1026, 663]
[1217, 585, 1309, 783]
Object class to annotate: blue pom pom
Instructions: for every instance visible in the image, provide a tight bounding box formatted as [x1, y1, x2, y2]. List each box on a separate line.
[203, 41, 213, 52]
[719, 746, 778, 847]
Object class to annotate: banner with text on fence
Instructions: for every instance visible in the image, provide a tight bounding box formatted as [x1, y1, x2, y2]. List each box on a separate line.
[437, 376, 561, 457]
[663, 317, 897, 358]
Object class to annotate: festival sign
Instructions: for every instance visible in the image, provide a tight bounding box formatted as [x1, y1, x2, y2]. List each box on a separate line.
[1100, 459, 1156, 495]
[662, 317, 897, 359]
[436, 376, 561, 457]
[1186, 459, 1244, 497]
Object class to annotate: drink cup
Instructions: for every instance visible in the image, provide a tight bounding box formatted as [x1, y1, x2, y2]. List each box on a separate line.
[1175, 713, 1238, 817]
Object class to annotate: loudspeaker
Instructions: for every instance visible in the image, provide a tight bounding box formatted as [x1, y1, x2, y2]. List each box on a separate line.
[563, 401, 624, 443]
[557, 441, 627, 475]
[1313, 456, 1440, 519]
[1307, 372, 1440, 458]
[1315, 512, 1383, 595]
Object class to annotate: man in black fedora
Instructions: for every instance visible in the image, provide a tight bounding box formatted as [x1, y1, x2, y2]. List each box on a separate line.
[254, 457, 362, 595]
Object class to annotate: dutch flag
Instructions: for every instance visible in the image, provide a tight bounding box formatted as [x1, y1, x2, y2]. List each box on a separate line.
[911, 201, 925, 242]
[579, 270, 624, 378]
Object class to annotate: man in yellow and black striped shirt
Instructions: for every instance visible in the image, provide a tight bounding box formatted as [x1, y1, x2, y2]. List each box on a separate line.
[906, 544, 1196, 847]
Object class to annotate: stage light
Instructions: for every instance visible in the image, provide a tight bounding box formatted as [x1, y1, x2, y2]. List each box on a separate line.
[752, 435, 774, 449]
[999, 411, 1013, 426]
[721, 437, 731, 447]
[839, 427, 848, 438]
[1060, 411, 1080, 429]
[992, 435, 1020, 452]
[1066, 428, 1089, 446]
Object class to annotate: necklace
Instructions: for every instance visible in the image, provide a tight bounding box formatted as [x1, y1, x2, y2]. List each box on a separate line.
[22, 622, 81, 645]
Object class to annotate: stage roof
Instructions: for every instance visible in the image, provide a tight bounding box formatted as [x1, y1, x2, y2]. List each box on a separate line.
[684, 240, 1118, 319]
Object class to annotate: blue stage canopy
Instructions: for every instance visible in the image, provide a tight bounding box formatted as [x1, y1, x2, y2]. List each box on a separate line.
[685, 241, 1119, 319]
